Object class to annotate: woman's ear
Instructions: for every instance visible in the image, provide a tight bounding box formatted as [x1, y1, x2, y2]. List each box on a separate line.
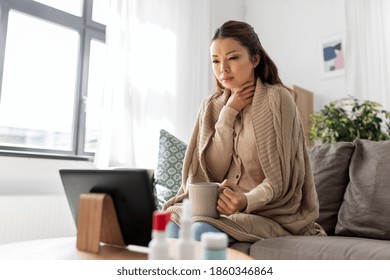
[251, 54, 260, 68]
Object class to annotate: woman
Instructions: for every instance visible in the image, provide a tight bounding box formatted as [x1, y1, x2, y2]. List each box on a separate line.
[163, 20, 326, 242]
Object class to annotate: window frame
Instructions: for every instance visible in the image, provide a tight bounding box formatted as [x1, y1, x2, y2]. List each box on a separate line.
[0, 0, 105, 160]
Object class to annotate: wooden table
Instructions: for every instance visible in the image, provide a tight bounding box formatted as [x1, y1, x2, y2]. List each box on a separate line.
[0, 237, 253, 260]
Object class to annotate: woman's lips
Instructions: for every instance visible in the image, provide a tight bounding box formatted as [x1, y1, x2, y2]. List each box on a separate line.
[221, 77, 233, 83]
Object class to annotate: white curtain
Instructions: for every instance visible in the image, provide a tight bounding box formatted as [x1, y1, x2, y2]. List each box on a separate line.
[94, 0, 213, 168]
[345, 0, 390, 110]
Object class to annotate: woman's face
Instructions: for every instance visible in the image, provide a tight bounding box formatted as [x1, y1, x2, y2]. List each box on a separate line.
[210, 37, 259, 91]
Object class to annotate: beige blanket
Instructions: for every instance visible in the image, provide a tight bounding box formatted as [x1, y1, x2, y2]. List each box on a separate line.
[163, 80, 326, 242]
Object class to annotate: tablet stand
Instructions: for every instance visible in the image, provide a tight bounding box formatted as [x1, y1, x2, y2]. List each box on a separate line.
[76, 193, 125, 253]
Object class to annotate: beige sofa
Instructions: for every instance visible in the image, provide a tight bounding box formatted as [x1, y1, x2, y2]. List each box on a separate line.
[231, 139, 390, 259]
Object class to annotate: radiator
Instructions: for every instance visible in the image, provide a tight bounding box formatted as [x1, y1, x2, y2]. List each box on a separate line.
[0, 195, 76, 245]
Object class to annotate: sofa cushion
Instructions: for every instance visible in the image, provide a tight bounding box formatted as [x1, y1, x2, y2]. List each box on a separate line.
[307, 142, 355, 234]
[154, 129, 187, 209]
[249, 236, 390, 259]
[229, 242, 251, 255]
[335, 139, 390, 240]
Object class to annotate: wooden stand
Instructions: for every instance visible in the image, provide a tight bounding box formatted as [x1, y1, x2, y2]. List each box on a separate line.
[76, 193, 125, 253]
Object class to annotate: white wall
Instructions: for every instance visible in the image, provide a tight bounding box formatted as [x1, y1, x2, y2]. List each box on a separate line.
[245, 0, 347, 111]
[211, 0, 246, 29]
[0, 156, 95, 195]
[0, 156, 93, 243]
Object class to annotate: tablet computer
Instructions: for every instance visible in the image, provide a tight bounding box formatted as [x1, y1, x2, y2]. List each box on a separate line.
[59, 168, 156, 247]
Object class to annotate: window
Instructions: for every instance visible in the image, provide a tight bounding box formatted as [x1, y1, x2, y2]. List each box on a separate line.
[1, 11, 79, 151]
[33, 0, 83, 16]
[0, 0, 107, 158]
[85, 39, 106, 153]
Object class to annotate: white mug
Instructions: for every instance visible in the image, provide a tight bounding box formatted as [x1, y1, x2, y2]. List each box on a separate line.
[188, 182, 220, 218]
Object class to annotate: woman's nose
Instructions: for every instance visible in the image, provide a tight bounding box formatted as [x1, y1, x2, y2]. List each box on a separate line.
[220, 60, 230, 72]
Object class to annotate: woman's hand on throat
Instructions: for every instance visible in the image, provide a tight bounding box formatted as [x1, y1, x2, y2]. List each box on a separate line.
[226, 81, 255, 112]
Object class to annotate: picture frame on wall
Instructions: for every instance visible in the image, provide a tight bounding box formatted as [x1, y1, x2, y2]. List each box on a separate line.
[319, 34, 345, 79]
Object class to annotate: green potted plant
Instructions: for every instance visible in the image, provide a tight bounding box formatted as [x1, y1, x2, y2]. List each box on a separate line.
[309, 96, 390, 144]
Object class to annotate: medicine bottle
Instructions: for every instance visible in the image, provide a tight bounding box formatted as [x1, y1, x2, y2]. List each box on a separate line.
[148, 211, 171, 260]
[201, 232, 228, 260]
[177, 199, 196, 260]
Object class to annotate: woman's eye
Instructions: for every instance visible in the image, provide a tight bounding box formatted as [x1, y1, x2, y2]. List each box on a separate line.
[212, 60, 219, 64]
[228, 56, 238, 60]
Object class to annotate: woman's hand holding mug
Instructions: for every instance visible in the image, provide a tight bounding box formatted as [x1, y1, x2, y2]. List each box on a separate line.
[217, 179, 248, 216]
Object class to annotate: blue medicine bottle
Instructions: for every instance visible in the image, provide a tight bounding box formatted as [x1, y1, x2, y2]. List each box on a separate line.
[201, 232, 228, 260]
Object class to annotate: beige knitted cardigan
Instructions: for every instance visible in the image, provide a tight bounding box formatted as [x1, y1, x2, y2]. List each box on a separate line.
[163, 80, 326, 242]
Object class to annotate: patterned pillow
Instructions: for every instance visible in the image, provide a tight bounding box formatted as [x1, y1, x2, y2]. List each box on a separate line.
[154, 129, 187, 210]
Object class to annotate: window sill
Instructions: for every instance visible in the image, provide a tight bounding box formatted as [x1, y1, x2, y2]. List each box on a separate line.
[0, 149, 93, 161]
